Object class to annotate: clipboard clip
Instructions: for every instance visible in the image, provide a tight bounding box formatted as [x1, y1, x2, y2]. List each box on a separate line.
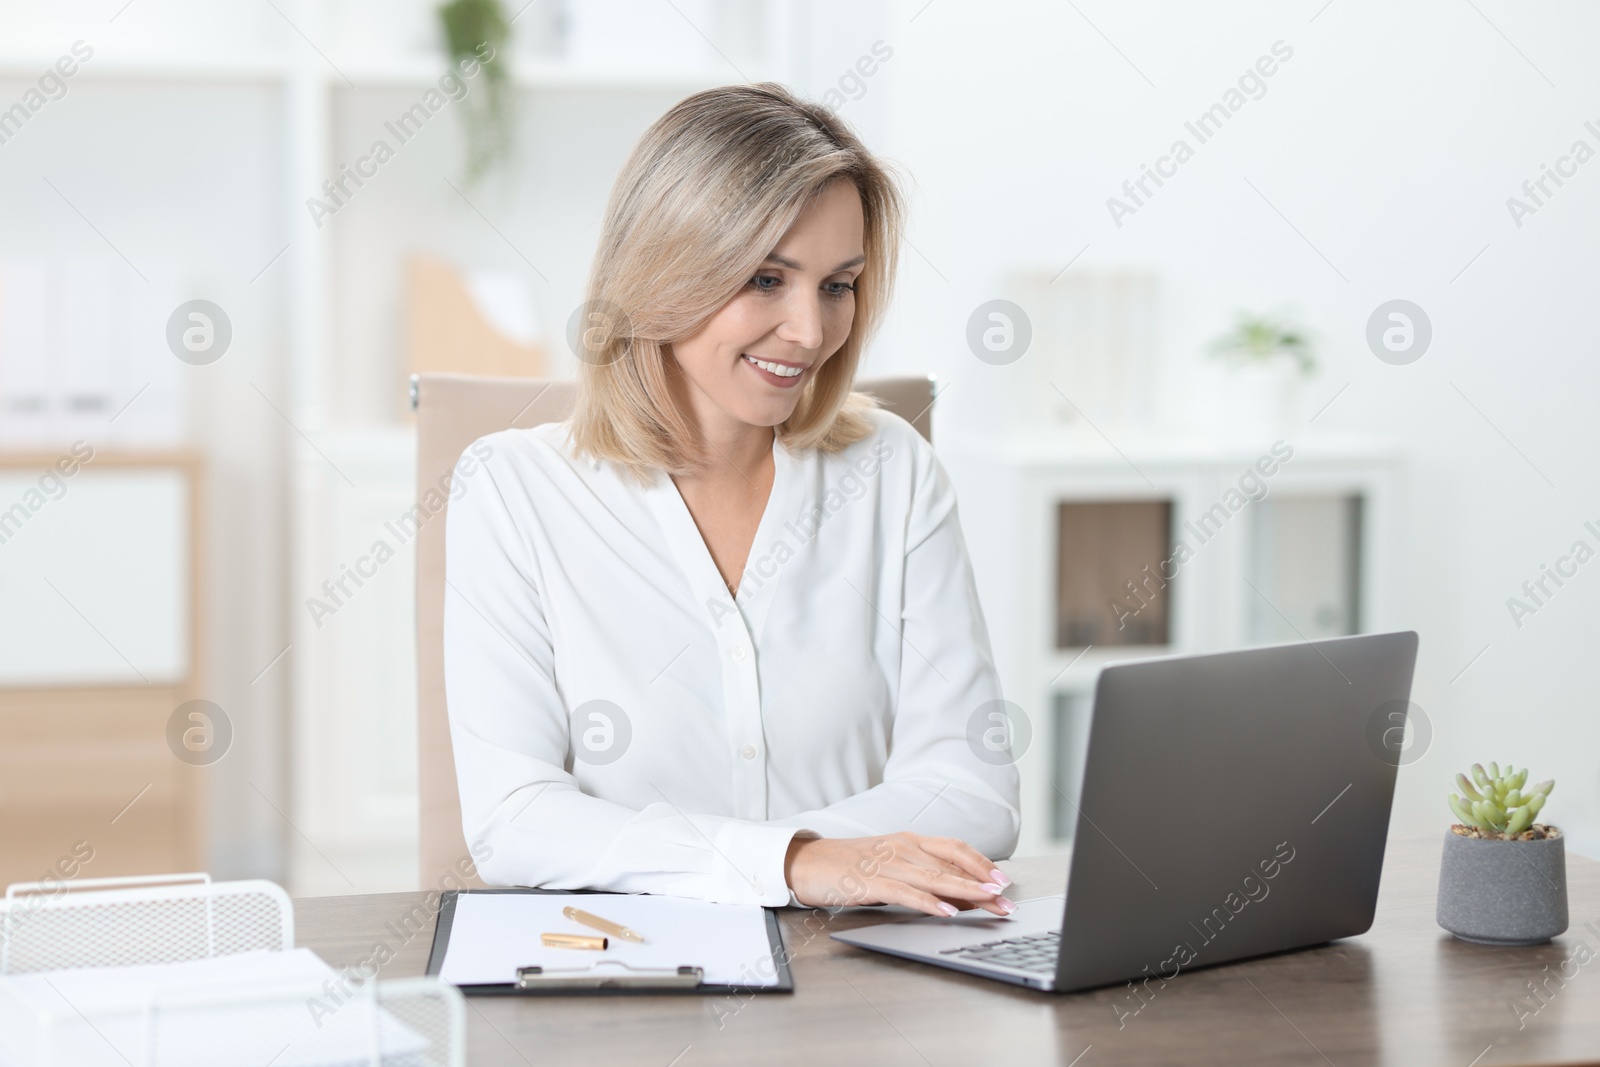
[516, 963, 706, 990]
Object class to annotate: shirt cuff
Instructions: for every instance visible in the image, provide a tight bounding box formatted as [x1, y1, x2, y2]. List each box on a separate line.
[781, 830, 823, 907]
[711, 821, 808, 906]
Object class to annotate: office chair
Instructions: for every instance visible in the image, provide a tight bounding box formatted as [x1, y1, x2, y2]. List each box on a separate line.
[412, 371, 936, 887]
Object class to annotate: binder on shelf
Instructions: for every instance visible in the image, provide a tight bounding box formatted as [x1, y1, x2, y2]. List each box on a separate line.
[0, 257, 184, 451]
[426, 888, 794, 996]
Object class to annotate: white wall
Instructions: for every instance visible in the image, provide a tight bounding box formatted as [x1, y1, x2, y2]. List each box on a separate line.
[5, 0, 1595, 883]
[867, 0, 1600, 854]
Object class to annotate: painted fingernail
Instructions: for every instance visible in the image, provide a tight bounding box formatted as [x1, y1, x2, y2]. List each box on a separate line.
[989, 868, 1011, 887]
[937, 902, 959, 917]
[979, 882, 1003, 894]
[997, 897, 1017, 913]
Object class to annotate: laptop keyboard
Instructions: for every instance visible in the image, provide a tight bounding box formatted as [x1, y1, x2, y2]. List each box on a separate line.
[939, 930, 1061, 973]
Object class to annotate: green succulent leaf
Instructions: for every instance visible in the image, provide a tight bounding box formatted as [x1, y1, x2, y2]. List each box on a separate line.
[1449, 764, 1554, 837]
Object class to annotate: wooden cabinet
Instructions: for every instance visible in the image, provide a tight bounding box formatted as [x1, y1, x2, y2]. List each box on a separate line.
[0, 452, 204, 888]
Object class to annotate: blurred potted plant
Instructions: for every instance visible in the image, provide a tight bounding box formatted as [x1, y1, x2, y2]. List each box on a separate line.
[1205, 311, 1315, 434]
[1437, 763, 1567, 945]
[438, 0, 514, 184]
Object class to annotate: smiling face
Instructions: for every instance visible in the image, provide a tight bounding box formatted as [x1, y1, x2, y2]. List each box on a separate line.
[666, 179, 866, 437]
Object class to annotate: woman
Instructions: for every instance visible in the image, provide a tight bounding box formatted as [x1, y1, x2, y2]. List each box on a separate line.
[443, 82, 1019, 919]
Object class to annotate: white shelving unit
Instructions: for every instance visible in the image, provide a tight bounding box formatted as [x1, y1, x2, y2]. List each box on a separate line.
[0, 0, 808, 894]
[945, 431, 1406, 857]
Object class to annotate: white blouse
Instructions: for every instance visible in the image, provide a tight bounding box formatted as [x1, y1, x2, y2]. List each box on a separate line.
[442, 405, 1020, 907]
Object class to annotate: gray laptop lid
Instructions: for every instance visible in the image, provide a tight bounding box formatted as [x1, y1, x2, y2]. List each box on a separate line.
[1054, 630, 1419, 992]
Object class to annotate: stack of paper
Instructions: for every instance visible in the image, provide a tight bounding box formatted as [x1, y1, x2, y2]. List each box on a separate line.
[0, 948, 428, 1067]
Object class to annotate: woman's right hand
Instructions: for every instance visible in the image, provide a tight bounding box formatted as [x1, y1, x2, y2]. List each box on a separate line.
[783, 832, 1017, 918]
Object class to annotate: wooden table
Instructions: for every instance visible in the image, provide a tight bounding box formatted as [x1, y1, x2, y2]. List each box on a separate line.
[295, 835, 1600, 1066]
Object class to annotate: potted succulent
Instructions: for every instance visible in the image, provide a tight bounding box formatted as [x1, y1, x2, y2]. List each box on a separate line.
[1205, 311, 1316, 435]
[1437, 763, 1567, 946]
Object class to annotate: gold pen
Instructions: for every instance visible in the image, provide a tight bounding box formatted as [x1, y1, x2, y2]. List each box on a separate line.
[563, 905, 645, 944]
[542, 932, 608, 950]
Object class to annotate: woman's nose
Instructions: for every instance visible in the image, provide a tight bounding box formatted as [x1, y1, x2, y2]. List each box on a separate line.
[775, 293, 825, 350]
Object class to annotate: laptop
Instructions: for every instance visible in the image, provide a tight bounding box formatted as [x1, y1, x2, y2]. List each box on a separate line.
[832, 630, 1420, 993]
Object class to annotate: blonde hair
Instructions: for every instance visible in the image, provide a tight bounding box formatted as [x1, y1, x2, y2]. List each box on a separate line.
[569, 82, 904, 484]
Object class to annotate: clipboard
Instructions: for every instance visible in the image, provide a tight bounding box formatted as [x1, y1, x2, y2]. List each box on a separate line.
[424, 888, 795, 996]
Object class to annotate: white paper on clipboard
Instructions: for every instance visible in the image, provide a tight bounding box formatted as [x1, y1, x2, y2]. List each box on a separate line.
[437, 894, 782, 987]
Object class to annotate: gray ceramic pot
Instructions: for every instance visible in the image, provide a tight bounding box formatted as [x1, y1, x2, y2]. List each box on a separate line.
[1437, 828, 1568, 945]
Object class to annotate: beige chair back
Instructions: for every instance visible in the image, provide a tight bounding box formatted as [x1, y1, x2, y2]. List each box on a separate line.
[413, 372, 935, 887]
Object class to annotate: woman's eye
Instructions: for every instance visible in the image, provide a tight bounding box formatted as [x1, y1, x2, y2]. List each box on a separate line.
[750, 274, 781, 291]
[825, 280, 858, 298]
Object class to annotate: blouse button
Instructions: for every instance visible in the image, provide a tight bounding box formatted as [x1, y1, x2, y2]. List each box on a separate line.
[733, 645, 748, 660]
[740, 744, 757, 760]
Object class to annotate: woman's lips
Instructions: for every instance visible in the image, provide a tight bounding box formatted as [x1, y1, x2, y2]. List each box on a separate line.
[742, 353, 807, 388]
